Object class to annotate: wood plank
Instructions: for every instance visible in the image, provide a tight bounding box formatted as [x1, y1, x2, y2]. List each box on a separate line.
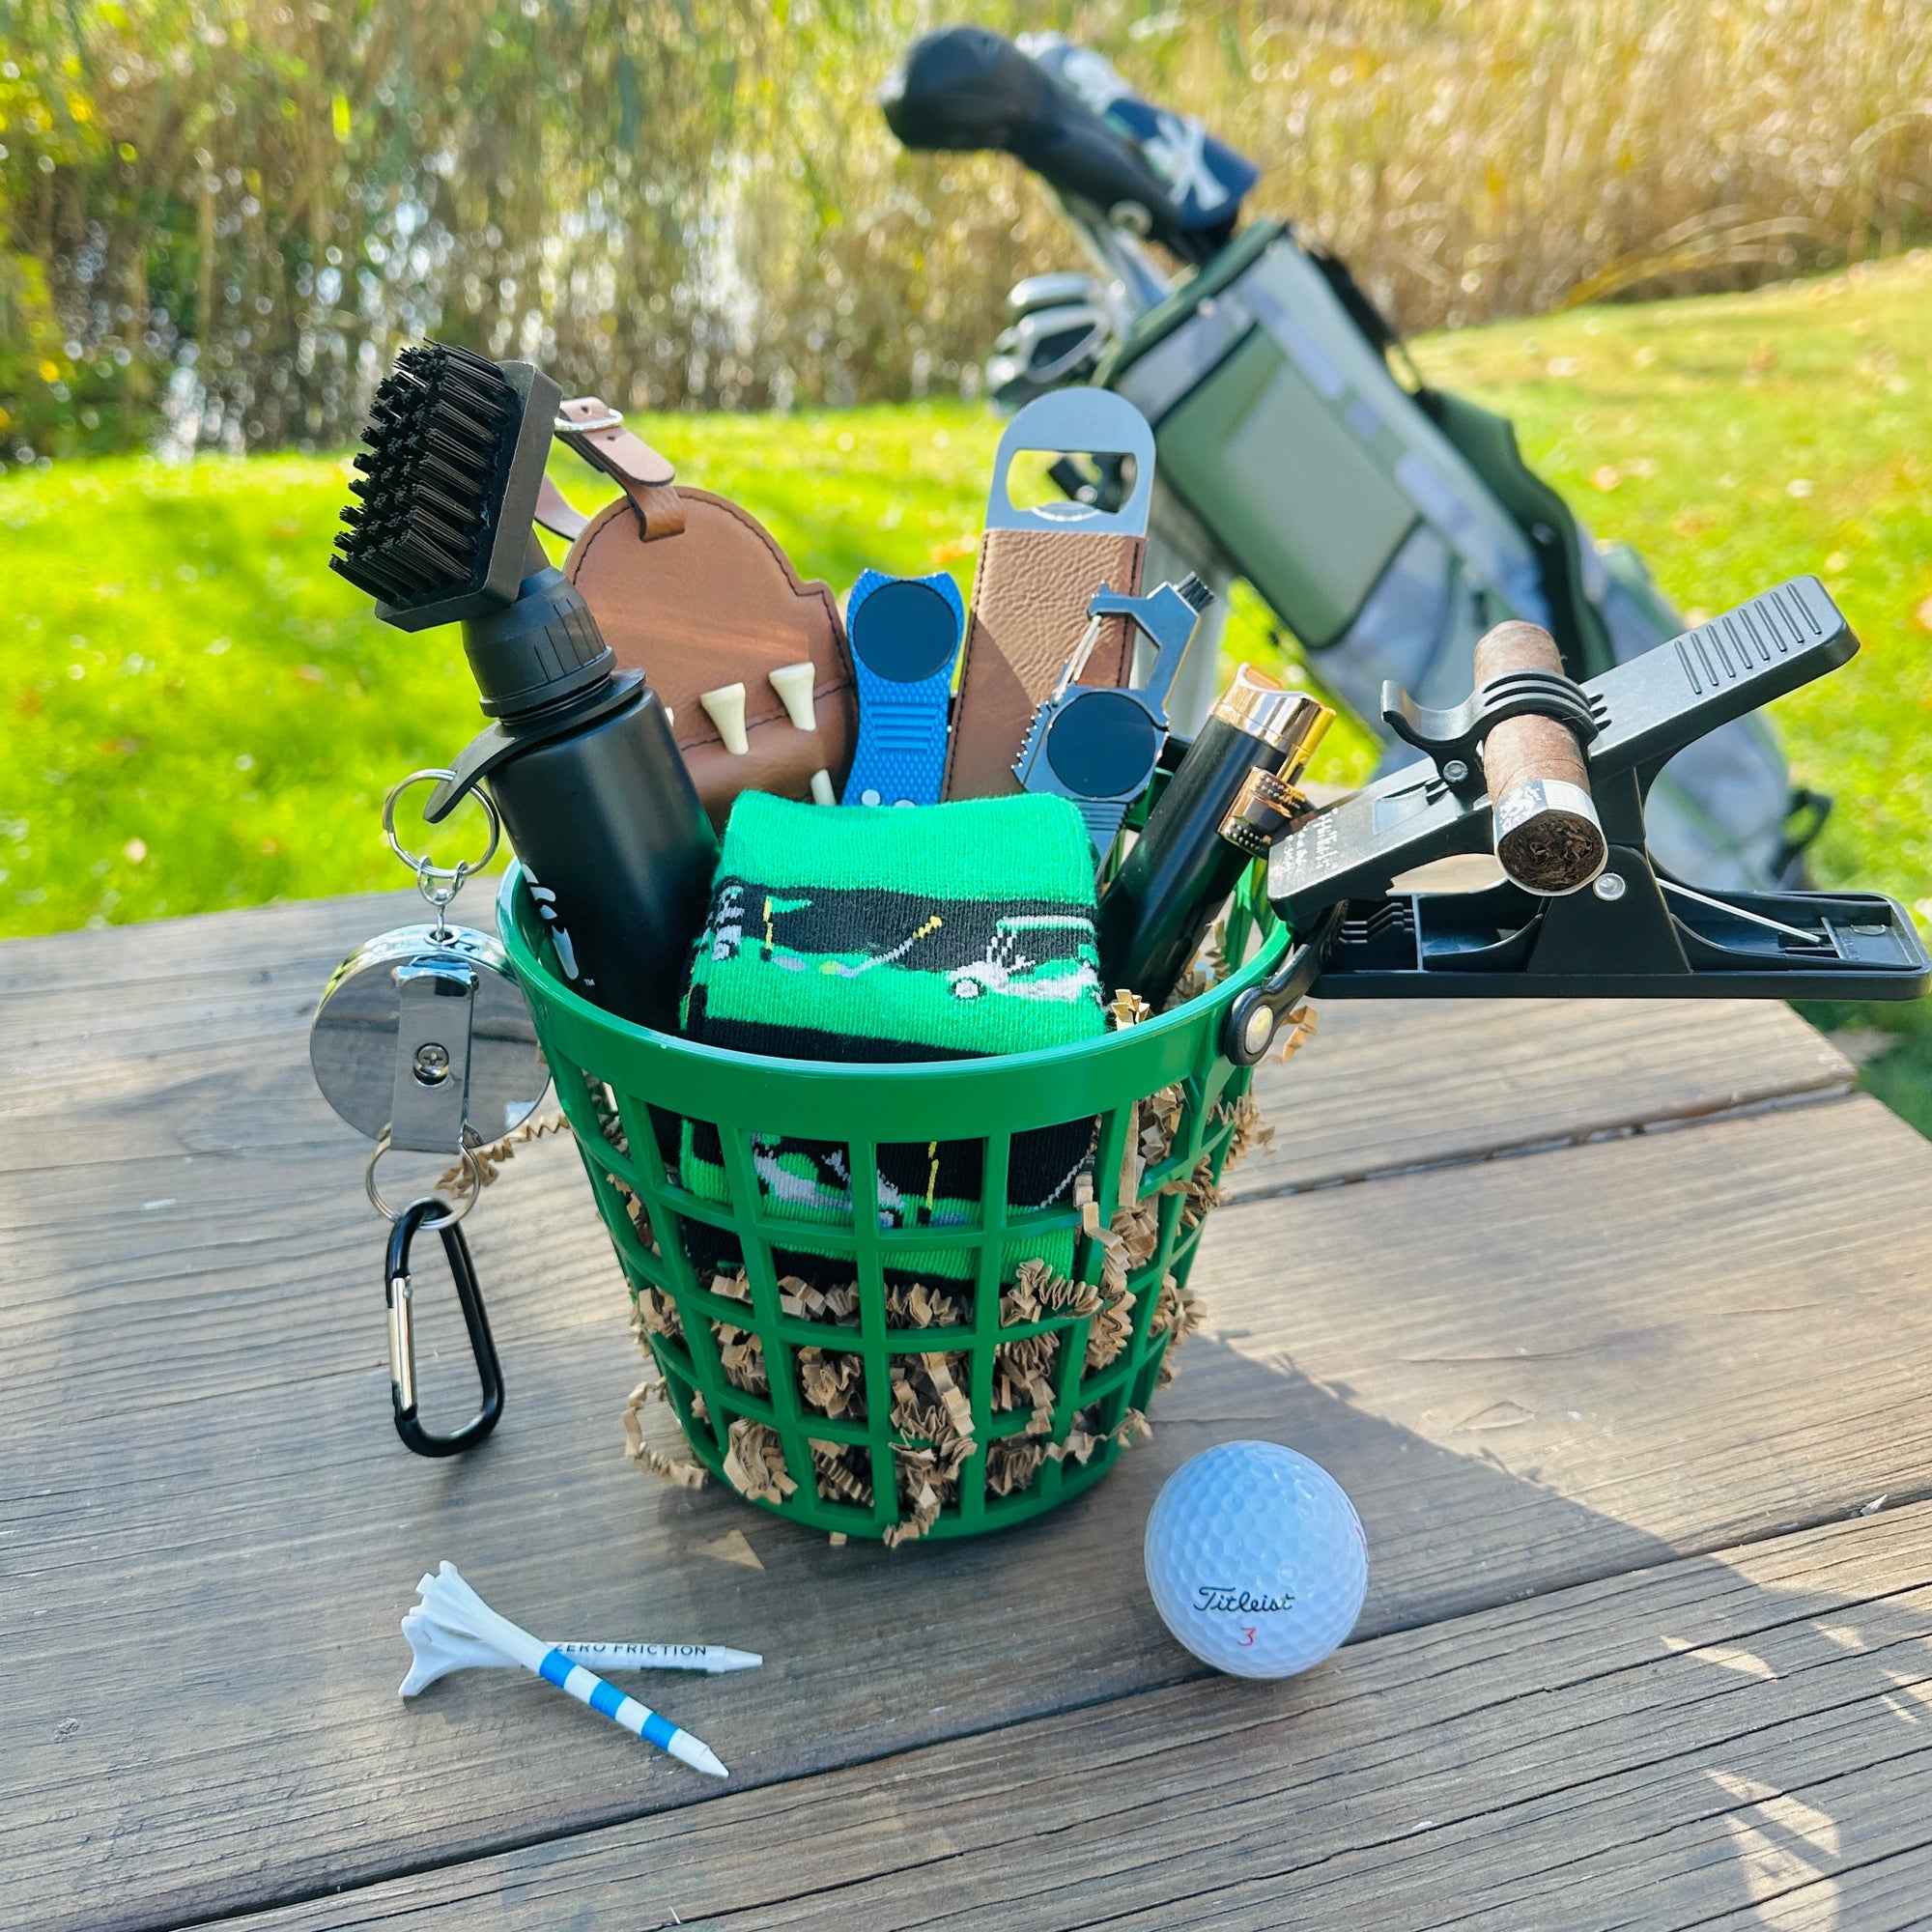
[0, 890, 464, 1175]
[5, 1095, 1932, 1929]
[0, 888, 1851, 1449]
[0, 895, 1851, 1199]
[1237, 992, 1851, 1198]
[207, 1504, 1932, 1932]
[1172, 1093, 1932, 1581]
[1695, 1843, 1932, 1931]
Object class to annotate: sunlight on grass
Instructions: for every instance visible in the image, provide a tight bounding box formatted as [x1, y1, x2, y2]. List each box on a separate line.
[1412, 252, 1932, 913]
[2, 259, 1926, 960]
[2, 453, 485, 930]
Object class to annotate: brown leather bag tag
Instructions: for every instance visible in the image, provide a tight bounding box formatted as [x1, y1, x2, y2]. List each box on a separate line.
[565, 496, 856, 829]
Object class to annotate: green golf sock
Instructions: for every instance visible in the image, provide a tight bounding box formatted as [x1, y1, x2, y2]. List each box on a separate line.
[677, 791, 1106, 1290]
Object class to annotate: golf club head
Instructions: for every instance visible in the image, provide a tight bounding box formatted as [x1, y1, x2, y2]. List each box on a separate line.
[987, 303, 1116, 411]
[1007, 270, 1108, 318]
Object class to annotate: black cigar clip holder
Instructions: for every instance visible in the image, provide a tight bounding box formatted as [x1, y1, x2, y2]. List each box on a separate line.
[1221, 578, 1927, 1062]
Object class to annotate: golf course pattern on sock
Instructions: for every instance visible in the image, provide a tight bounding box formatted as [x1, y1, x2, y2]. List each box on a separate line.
[678, 792, 1106, 1287]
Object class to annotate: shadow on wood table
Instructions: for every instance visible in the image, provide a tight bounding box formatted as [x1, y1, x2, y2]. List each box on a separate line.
[2, 892, 1928, 1929]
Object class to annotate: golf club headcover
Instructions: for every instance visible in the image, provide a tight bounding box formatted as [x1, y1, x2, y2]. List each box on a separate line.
[677, 791, 1105, 1292]
[841, 569, 965, 808]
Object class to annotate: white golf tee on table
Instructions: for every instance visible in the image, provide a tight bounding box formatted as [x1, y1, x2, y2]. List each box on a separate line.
[411, 1563, 730, 1778]
[399, 1609, 760, 1695]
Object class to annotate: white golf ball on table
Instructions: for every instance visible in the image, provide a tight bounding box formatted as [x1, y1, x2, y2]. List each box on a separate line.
[1143, 1440, 1368, 1679]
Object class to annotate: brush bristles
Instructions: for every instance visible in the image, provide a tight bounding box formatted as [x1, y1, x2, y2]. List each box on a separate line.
[331, 342, 516, 606]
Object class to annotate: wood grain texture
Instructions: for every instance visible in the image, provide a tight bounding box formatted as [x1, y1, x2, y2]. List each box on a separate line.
[0, 898, 1884, 1929]
[215, 1504, 1932, 1932]
[0, 889, 458, 1176]
[1237, 994, 1851, 1197]
[0, 888, 1851, 1199]
[6, 1094, 1932, 1930]
[1695, 1842, 1932, 1931]
[1178, 1097, 1932, 1580]
[0, 892, 1849, 1444]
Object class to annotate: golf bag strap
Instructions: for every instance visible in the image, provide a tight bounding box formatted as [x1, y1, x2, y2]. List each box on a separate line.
[554, 396, 685, 542]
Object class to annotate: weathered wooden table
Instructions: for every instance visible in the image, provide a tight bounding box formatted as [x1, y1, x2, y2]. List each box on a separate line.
[5, 891, 1929, 1930]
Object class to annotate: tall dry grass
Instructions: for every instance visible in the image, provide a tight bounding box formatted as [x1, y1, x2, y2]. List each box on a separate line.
[616, 0, 1932, 408]
[1152, 0, 1932, 330]
[5, 0, 1928, 453]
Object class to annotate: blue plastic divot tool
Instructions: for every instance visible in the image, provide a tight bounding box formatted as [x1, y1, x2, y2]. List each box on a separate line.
[840, 569, 965, 808]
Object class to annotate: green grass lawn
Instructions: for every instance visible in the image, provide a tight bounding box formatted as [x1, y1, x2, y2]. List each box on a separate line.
[4, 257, 1928, 1110]
[0, 409, 1008, 928]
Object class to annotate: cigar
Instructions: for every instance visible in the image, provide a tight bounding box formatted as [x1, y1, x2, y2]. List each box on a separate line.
[1475, 621, 1606, 895]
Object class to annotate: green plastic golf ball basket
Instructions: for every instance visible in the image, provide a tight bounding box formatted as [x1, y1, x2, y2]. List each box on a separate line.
[499, 861, 1288, 1543]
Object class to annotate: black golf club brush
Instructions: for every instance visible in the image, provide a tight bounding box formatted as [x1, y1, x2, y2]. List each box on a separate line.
[333, 341, 717, 1031]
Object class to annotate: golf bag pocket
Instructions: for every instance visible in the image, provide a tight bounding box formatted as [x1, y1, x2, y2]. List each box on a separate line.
[1105, 221, 1549, 694]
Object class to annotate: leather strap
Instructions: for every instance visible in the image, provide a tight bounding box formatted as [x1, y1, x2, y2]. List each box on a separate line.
[533, 473, 588, 543]
[554, 396, 685, 542]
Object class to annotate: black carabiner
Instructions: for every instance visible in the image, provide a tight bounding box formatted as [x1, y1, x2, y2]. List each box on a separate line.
[384, 1196, 504, 1457]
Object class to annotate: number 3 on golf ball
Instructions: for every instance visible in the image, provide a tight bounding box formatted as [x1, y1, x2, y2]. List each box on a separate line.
[1143, 1440, 1368, 1680]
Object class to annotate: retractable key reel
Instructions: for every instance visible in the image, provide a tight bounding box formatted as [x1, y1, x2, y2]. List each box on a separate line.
[309, 771, 552, 1456]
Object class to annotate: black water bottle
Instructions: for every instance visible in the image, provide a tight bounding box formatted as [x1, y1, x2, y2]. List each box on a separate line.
[1098, 667, 1329, 1009]
[427, 560, 718, 1032]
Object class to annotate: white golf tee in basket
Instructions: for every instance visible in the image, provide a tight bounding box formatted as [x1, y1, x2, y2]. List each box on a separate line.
[1143, 1441, 1368, 1679]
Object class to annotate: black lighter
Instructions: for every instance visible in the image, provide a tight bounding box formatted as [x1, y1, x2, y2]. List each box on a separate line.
[1098, 665, 1331, 1008]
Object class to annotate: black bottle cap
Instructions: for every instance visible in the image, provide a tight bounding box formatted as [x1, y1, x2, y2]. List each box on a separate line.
[461, 566, 615, 720]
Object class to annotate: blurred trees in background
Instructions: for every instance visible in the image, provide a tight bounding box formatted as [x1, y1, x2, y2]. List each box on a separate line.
[2, 0, 1929, 466]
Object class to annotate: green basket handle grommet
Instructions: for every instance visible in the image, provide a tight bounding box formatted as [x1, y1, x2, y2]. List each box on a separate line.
[1221, 904, 1343, 1066]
